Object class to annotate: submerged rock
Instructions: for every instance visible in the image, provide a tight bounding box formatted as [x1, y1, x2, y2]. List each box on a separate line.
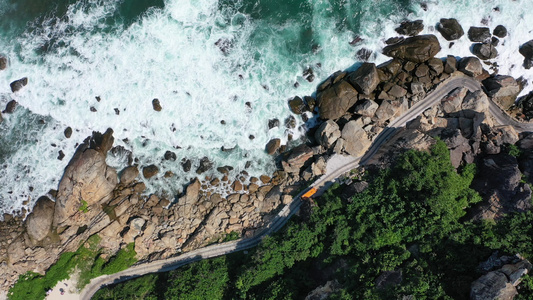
[395, 19, 424, 36]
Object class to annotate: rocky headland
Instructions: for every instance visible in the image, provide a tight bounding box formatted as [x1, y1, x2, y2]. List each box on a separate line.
[1, 18, 533, 299]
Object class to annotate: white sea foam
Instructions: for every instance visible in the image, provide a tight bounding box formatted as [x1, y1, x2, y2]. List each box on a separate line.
[0, 0, 532, 216]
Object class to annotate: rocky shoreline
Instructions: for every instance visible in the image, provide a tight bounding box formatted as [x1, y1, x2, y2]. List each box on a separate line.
[1, 17, 533, 298]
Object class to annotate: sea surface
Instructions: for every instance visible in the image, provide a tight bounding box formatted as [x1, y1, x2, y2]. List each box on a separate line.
[0, 0, 532, 216]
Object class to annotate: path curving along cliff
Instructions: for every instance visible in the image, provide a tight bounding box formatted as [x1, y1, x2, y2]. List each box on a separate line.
[80, 75, 531, 300]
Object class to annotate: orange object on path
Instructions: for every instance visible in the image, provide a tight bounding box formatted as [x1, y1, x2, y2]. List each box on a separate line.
[302, 187, 317, 200]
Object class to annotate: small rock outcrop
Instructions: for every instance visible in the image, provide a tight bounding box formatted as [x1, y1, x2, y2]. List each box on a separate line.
[395, 20, 424, 36]
[10, 77, 28, 92]
[468, 27, 491, 42]
[437, 18, 464, 41]
[382, 34, 441, 63]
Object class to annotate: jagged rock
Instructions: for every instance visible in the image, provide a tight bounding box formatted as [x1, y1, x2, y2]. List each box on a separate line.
[347, 63, 380, 95]
[410, 82, 425, 95]
[152, 99, 162, 111]
[462, 90, 489, 114]
[483, 75, 520, 109]
[314, 120, 341, 148]
[469, 153, 532, 221]
[468, 27, 491, 42]
[181, 159, 191, 172]
[143, 165, 159, 178]
[164, 150, 177, 161]
[356, 48, 373, 62]
[470, 271, 517, 300]
[395, 19, 424, 36]
[265, 138, 281, 155]
[10, 77, 28, 93]
[374, 99, 402, 122]
[458, 57, 483, 77]
[472, 43, 498, 60]
[268, 118, 280, 129]
[415, 64, 430, 77]
[3, 100, 17, 114]
[354, 99, 379, 117]
[388, 84, 408, 98]
[196, 157, 213, 174]
[493, 25, 507, 38]
[427, 57, 444, 75]
[318, 81, 358, 120]
[311, 156, 327, 176]
[378, 59, 402, 80]
[382, 34, 441, 63]
[282, 144, 314, 173]
[444, 55, 457, 73]
[341, 120, 371, 157]
[288, 96, 306, 114]
[25, 196, 55, 241]
[181, 179, 201, 205]
[54, 130, 118, 226]
[120, 166, 139, 185]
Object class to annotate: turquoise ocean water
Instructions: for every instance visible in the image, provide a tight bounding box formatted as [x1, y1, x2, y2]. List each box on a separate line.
[0, 0, 531, 215]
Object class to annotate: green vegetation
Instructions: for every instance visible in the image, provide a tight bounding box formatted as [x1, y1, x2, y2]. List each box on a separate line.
[85, 141, 533, 299]
[79, 199, 89, 213]
[8, 235, 137, 300]
[507, 144, 522, 158]
[222, 231, 240, 242]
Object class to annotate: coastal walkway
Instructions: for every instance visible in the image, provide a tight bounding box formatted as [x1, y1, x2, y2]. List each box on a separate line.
[80, 75, 533, 300]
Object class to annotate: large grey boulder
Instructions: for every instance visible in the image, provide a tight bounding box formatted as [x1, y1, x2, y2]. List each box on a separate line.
[462, 90, 489, 114]
[483, 75, 520, 109]
[265, 138, 281, 155]
[318, 81, 358, 120]
[382, 35, 441, 63]
[120, 166, 139, 185]
[341, 120, 371, 157]
[347, 63, 380, 95]
[282, 144, 314, 173]
[374, 100, 402, 122]
[25, 196, 55, 241]
[314, 120, 341, 148]
[436, 18, 464, 41]
[470, 271, 517, 300]
[10, 77, 28, 93]
[354, 99, 379, 117]
[395, 19, 424, 36]
[441, 87, 468, 114]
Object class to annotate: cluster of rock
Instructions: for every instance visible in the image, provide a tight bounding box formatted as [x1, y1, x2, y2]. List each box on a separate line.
[471, 253, 532, 300]
[0, 128, 298, 293]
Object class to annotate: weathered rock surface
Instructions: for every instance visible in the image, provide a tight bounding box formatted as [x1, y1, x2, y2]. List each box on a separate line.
[265, 138, 281, 155]
[315, 120, 341, 148]
[382, 35, 441, 63]
[0, 55, 7, 70]
[472, 43, 498, 60]
[354, 99, 379, 117]
[347, 63, 380, 95]
[493, 25, 507, 38]
[10, 77, 28, 93]
[25, 196, 55, 242]
[395, 19, 424, 36]
[437, 18, 464, 41]
[288, 96, 306, 114]
[120, 166, 139, 185]
[468, 27, 491, 42]
[341, 120, 371, 157]
[458, 57, 484, 77]
[471, 257, 531, 300]
[54, 129, 118, 227]
[143, 165, 159, 178]
[318, 81, 358, 120]
[483, 75, 520, 109]
[282, 144, 314, 173]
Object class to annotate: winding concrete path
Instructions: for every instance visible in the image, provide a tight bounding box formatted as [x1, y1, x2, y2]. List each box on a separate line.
[80, 74, 533, 300]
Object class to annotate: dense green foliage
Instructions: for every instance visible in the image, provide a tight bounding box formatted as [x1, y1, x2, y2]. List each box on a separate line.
[8, 235, 137, 300]
[87, 141, 533, 299]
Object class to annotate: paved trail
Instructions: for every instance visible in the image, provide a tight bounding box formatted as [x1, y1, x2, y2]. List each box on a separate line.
[80, 75, 533, 300]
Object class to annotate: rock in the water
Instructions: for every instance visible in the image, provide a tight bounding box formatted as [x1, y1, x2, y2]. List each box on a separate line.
[288, 96, 306, 114]
[10, 77, 28, 92]
[143, 165, 159, 178]
[3, 100, 17, 114]
[437, 18, 464, 41]
[354, 99, 379, 118]
[318, 80, 358, 120]
[25, 196, 55, 241]
[519, 40, 533, 60]
[120, 166, 139, 185]
[164, 150, 177, 161]
[472, 43, 498, 60]
[181, 159, 192, 172]
[382, 34, 441, 63]
[483, 75, 520, 109]
[356, 48, 373, 62]
[493, 25, 507, 38]
[152, 98, 162, 111]
[64, 127, 73, 138]
[268, 118, 280, 129]
[458, 56, 483, 77]
[468, 26, 492, 42]
[0, 55, 7, 70]
[347, 62, 380, 95]
[265, 138, 281, 155]
[395, 19, 424, 36]
[341, 120, 371, 157]
[314, 120, 341, 148]
[196, 157, 213, 174]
